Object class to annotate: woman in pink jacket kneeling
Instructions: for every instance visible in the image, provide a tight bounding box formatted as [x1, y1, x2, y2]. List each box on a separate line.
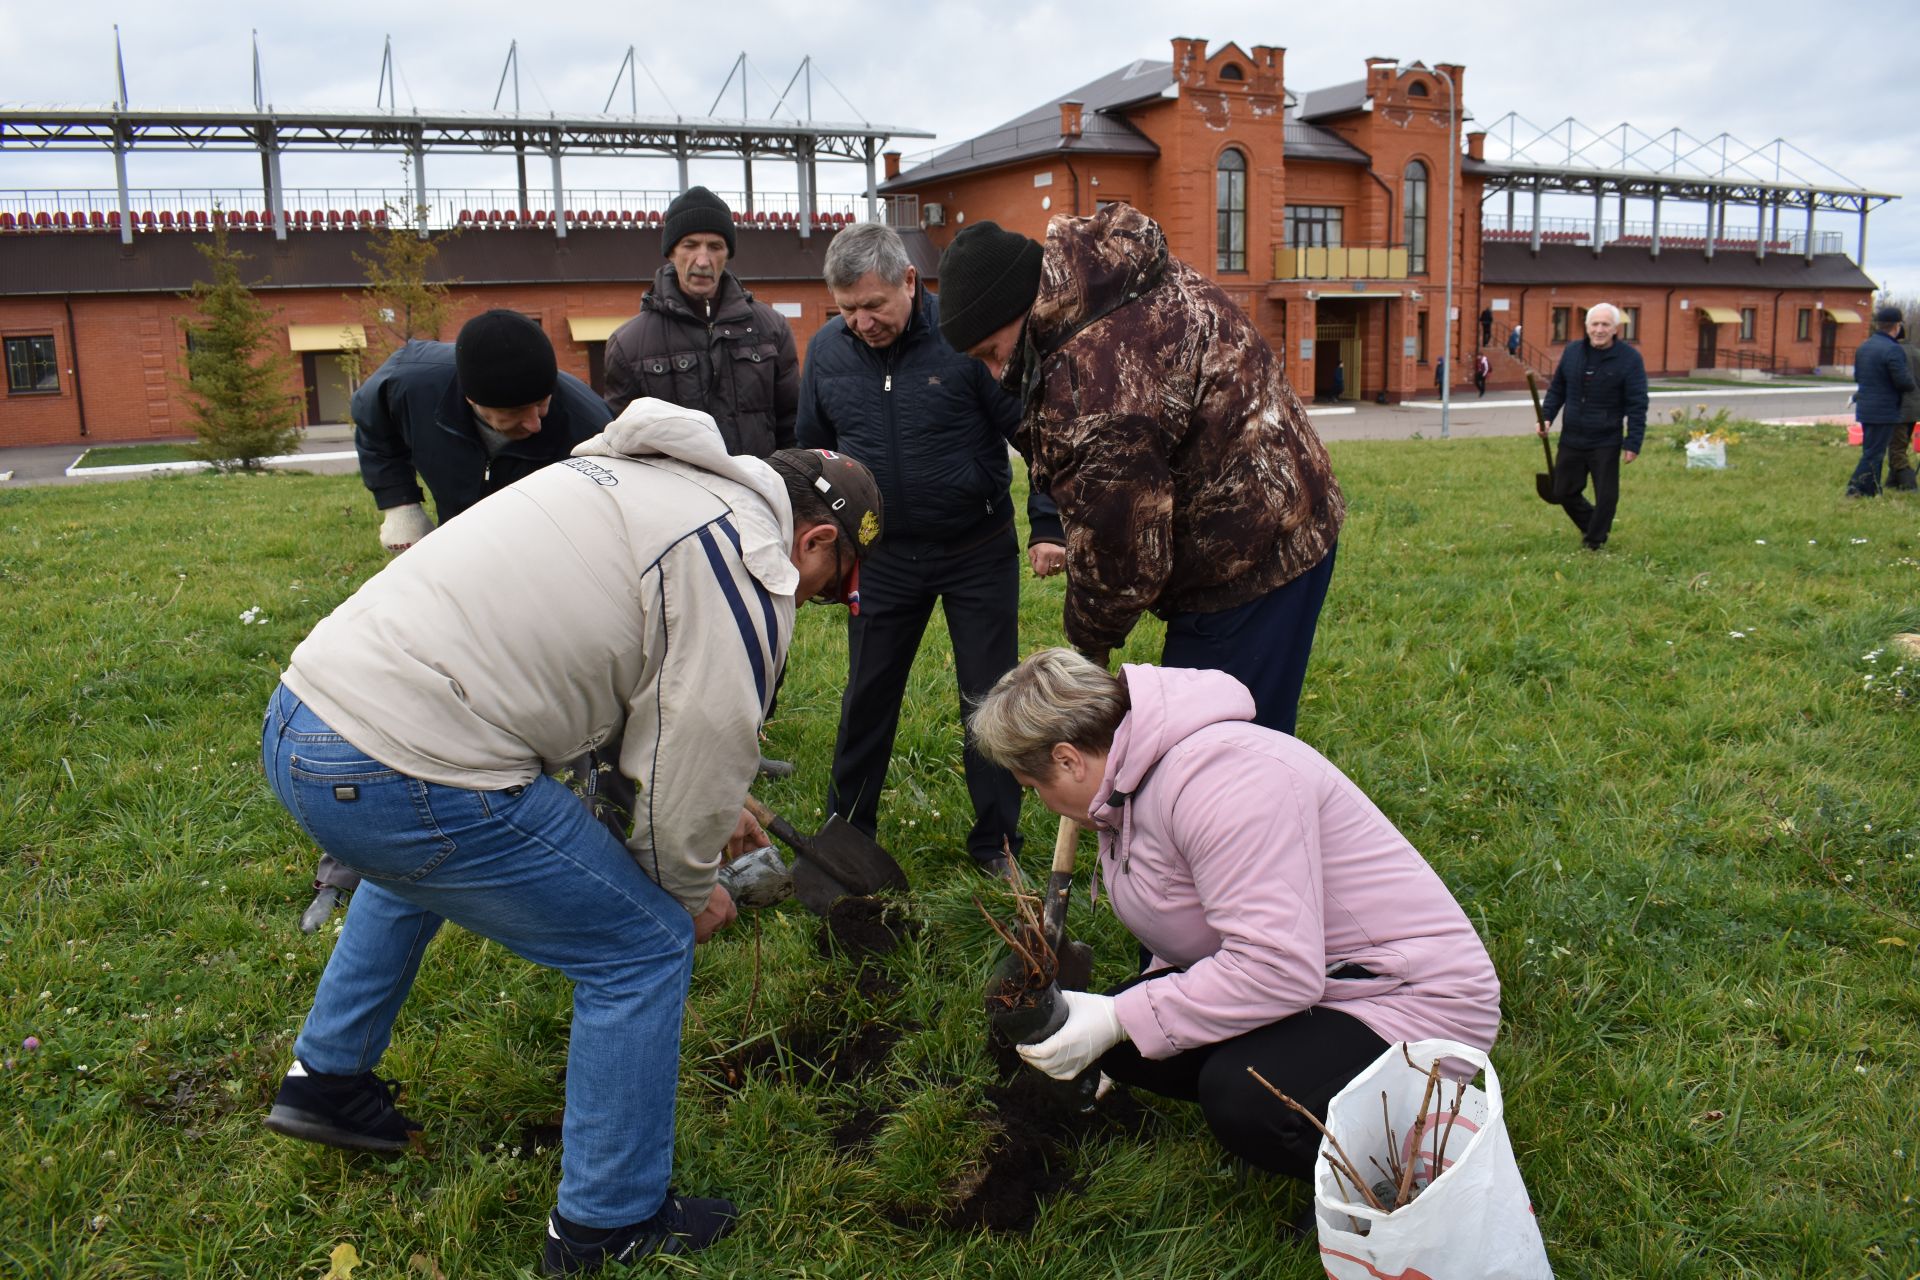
[971, 650, 1501, 1180]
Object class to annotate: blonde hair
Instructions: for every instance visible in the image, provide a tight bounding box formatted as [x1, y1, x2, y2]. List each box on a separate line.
[969, 648, 1128, 780]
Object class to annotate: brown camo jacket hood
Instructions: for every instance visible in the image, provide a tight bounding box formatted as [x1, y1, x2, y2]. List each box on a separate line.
[1012, 203, 1344, 654]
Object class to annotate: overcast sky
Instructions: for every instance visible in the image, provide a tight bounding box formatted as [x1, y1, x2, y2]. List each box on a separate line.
[4, 0, 1914, 293]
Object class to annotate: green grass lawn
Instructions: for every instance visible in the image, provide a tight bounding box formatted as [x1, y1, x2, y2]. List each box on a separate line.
[3, 424, 1917, 1279]
[70, 443, 201, 469]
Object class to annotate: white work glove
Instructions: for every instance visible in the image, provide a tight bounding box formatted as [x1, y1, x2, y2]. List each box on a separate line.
[379, 503, 434, 554]
[1016, 990, 1126, 1080]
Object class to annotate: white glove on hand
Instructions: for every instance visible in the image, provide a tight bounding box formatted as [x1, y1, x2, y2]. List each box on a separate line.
[379, 503, 434, 554]
[1016, 990, 1126, 1080]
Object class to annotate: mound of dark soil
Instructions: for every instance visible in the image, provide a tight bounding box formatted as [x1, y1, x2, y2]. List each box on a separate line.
[817, 896, 919, 958]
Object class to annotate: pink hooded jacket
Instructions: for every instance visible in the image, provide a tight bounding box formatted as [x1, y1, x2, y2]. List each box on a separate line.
[1093, 666, 1501, 1060]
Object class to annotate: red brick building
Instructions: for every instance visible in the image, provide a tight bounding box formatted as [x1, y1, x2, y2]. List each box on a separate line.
[878, 35, 1882, 398]
[0, 35, 1890, 448]
[0, 226, 903, 450]
[880, 42, 1480, 403]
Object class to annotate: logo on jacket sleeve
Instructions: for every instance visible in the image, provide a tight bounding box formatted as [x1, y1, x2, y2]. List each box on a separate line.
[561, 458, 620, 486]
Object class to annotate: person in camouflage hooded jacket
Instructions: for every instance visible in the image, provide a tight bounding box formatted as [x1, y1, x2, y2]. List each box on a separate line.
[936, 204, 1344, 733]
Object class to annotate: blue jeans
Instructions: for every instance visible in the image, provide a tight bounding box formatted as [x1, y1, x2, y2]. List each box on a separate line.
[262, 683, 695, 1228]
[1849, 422, 1900, 495]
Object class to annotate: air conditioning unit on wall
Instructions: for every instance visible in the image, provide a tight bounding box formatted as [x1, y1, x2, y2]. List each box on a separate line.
[923, 202, 946, 227]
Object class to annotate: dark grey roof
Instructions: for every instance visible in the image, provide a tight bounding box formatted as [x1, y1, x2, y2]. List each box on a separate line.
[0, 225, 845, 296]
[1482, 241, 1875, 290]
[1296, 78, 1368, 122]
[882, 59, 1171, 191]
[1284, 112, 1370, 165]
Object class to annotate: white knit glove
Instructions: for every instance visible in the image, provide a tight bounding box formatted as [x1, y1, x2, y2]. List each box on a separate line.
[379, 503, 434, 554]
[1016, 990, 1126, 1080]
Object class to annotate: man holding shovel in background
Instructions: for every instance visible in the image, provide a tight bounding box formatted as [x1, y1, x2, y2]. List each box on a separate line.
[1535, 301, 1647, 549]
[936, 205, 1343, 736]
[260, 404, 882, 1276]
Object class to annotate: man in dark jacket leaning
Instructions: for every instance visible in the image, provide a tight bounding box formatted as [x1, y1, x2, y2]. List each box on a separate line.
[1536, 301, 1648, 548]
[797, 221, 1062, 878]
[1848, 305, 1918, 497]
[602, 187, 798, 458]
[1891, 317, 1920, 492]
[936, 204, 1345, 736]
[354, 309, 611, 553]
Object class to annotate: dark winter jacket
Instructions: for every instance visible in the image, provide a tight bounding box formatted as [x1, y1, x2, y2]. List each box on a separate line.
[797, 285, 1061, 547]
[1007, 203, 1344, 655]
[1852, 330, 1917, 423]
[602, 266, 798, 457]
[1899, 343, 1920, 424]
[351, 340, 611, 520]
[1540, 337, 1649, 453]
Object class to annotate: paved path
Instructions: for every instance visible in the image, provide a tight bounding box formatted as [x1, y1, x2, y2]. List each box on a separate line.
[0, 384, 1859, 488]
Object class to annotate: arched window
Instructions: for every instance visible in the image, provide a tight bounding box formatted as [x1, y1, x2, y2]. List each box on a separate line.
[1404, 160, 1429, 274]
[1216, 148, 1247, 273]
[1407, 79, 1429, 98]
[1218, 63, 1245, 81]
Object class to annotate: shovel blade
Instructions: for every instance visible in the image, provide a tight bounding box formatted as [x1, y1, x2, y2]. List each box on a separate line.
[1536, 473, 1557, 503]
[804, 815, 910, 897]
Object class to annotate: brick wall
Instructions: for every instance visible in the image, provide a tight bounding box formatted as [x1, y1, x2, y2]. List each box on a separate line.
[0, 275, 840, 449]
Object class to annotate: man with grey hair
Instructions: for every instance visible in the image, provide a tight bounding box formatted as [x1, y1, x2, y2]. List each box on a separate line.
[1537, 301, 1648, 550]
[796, 221, 1062, 879]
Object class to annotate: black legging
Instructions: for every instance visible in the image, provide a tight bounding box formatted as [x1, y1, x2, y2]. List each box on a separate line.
[1097, 972, 1389, 1180]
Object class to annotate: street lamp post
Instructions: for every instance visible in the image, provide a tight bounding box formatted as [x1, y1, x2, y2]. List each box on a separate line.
[1438, 66, 1459, 441]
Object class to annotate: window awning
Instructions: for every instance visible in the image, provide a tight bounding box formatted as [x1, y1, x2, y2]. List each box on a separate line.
[1696, 306, 1741, 325]
[1823, 307, 1862, 324]
[568, 315, 632, 343]
[288, 323, 368, 352]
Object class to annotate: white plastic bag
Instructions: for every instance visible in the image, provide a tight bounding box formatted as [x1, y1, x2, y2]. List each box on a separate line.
[1685, 439, 1727, 469]
[1314, 1039, 1553, 1280]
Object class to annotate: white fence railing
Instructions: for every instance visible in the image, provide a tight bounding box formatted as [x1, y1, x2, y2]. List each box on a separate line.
[1482, 214, 1844, 255]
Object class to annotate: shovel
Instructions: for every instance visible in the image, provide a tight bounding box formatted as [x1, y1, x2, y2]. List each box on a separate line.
[740, 794, 910, 915]
[1526, 370, 1557, 503]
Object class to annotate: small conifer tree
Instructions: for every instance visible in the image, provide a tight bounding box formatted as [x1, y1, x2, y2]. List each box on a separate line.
[181, 219, 300, 471]
[354, 160, 458, 363]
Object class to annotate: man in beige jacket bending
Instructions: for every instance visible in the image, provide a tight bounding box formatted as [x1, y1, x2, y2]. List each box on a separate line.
[259, 399, 881, 1276]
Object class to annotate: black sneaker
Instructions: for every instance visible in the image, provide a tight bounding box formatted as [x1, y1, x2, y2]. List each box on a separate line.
[540, 1195, 739, 1276]
[263, 1059, 422, 1153]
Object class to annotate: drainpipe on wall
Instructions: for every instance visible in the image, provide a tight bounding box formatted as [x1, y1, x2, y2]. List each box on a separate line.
[1769, 289, 1785, 374]
[1063, 157, 1081, 217]
[64, 296, 88, 437]
[1662, 287, 1676, 376]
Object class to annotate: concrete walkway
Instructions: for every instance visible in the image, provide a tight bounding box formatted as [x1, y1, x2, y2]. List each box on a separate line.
[0, 383, 1859, 488]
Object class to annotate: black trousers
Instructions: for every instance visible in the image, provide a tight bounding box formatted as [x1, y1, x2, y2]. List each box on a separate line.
[1553, 441, 1623, 547]
[826, 524, 1023, 865]
[1098, 979, 1389, 1180]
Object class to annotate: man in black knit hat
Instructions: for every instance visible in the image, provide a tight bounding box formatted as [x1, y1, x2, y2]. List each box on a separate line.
[602, 186, 799, 458]
[936, 207, 1343, 738]
[311, 309, 613, 931]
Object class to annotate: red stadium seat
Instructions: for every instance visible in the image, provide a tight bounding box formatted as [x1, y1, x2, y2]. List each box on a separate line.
[244, 210, 260, 229]
[139, 211, 157, 230]
[52, 211, 71, 229]
[88, 210, 106, 230]
[157, 210, 175, 229]
[0, 212, 14, 232]
[193, 210, 209, 230]
[107, 211, 121, 230]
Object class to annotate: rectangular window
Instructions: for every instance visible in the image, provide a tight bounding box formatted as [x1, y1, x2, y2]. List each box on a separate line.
[1551, 307, 1572, 344]
[4, 335, 59, 393]
[1739, 307, 1756, 342]
[1417, 311, 1430, 364]
[1283, 205, 1345, 248]
[1796, 308, 1812, 341]
[1621, 307, 1640, 342]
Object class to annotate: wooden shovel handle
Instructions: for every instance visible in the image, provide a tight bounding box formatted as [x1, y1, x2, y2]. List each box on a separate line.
[740, 793, 807, 855]
[1526, 371, 1554, 469]
[1051, 814, 1080, 875]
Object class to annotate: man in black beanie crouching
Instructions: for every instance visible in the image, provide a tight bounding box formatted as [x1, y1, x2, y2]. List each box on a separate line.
[309, 308, 614, 930]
